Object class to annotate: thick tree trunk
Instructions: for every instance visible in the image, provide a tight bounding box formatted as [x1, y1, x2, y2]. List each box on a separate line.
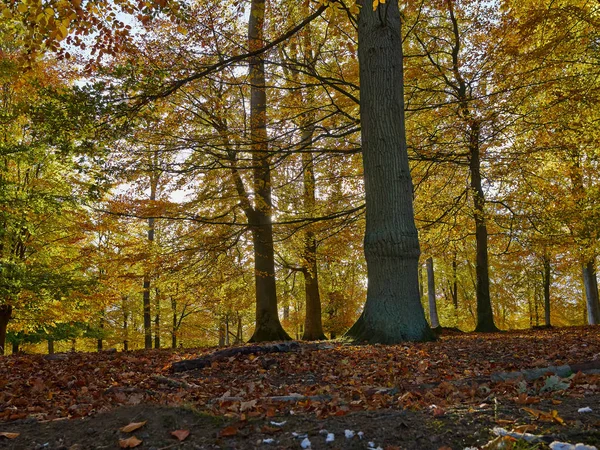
[344, 0, 433, 344]
[582, 259, 600, 325]
[426, 257, 440, 329]
[542, 255, 551, 326]
[0, 304, 12, 355]
[247, 0, 290, 342]
[470, 123, 498, 332]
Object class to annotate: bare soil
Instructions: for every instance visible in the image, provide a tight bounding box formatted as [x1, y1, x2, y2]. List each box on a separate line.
[1, 394, 599, 450]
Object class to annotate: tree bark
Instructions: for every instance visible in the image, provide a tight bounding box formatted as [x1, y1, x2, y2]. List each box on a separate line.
[301, 129, 326, 341]
[344, 0, 433, 343]
[247, 0, 290, 342]
[47, 339, 54, 355]
[143, 163, 159, 349]
[542, 255, 551, 326]
[171, 296, 177, 349]
[582, 258, 600, 325]
[426, 257, 440, 329]
[154, 288, 160, 349]
[0, 304, 12, 355]
[122, 297, 129, 351]
[469, 122, 498, 332]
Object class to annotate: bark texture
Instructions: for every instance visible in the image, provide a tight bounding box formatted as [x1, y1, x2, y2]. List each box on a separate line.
[426, 257, 440, 329]
[247, 0, 290, 342]
[542, 255, 551, 327]
[0, 304, 12, 355]
[344, 0, 433, 344]
[582, 259, 600, 325]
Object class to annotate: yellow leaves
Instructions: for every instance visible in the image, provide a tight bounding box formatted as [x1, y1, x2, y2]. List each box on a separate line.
[17, 3, 28, 14]
[521, 407, 565, 425]
[372, 0, 385, 11]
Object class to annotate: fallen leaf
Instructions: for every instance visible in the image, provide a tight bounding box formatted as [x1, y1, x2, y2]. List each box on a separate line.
[261, 425, 282, 434]
[170, 429, 190, 441]
[0, 432, 20, 439]
[119, 421, 147, 433]
[219, 426, 238, 437]
[239, 399, 257, 412]
[119, 436, 142, 448]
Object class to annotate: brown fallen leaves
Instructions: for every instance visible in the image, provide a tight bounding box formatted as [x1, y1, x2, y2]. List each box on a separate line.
[119, 421, 147, 433]
[170, 429, 190, 441]
[0, 326, 598, 424]
[0, 431, 19, 439]
[119, 436, 142, 448]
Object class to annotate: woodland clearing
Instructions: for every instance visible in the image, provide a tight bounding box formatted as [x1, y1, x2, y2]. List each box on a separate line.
[1, 327, 599, 449]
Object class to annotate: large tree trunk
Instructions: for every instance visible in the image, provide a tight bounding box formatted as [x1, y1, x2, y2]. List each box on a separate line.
[0, 304, 12, 355]
[426, 257, 440, 329]
[469, 123, 498, 332]
[344, 0, 433, 344]
[582, 258, 600, 325]
[247, 0, 290, 342]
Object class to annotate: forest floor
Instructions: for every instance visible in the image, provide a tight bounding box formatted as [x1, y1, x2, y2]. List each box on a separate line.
[0, 326, 599, 450]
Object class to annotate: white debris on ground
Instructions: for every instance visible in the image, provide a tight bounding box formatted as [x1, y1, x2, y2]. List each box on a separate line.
[549, 442, 598, 450]
[326, 433, 335, 443]
[578, 407, 593, 413]
[300, 437, 311, 449]
[358, 431, 365, 439]
[345, 429, 355, 439]
[292, 432, 308, 439]
[270, 421, 287, 426]
[493, 427, 542, 443]
[319, 429, 328, 435]
[262, 438, 275, 444]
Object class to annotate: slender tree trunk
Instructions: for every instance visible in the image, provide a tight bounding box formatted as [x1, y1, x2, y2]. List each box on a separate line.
[154, 288, 160, 349]
[344, 0, 433, 343]
[218, 322, 225, 347]
[97, 313, 104, 352]
[122, 296, 129, 351]
[12, 341, 18, 354]
[582, 258, 600, 325]
[426, 257, 440, 329]
[542, 255, 551, 326]
[225, 314, 230, 346]
[451, 254, 458, 309]
[247, 0, 290, 342]
[171, 296, 177, 349]
[143, 277, 153, 349]
[301, 131, 326, 341]
[236, 314, 243, 344]
[143, 168, 158, 349]
[0, 304, 12, 355]
[47, 339, 54, 355]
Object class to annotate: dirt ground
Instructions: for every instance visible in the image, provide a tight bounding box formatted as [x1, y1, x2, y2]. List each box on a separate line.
[1, 394, 599, 450]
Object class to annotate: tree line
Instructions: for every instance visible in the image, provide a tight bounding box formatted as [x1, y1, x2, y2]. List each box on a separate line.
[1, 0, 599, 354]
